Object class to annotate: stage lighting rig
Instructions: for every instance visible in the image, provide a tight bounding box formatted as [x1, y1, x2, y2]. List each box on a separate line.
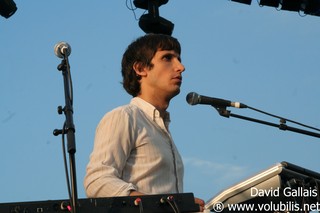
[231, 0, 320, 17]
[302, 0, 320, 15]
[231, 0, 252, 5]
[259, 0, 279, 7]
[0, 0, 17, 18]
[133, 0, 174, 35]
[281, 0, 303, 12]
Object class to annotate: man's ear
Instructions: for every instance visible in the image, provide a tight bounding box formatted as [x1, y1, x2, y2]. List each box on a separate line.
[133, 62, 148, 77]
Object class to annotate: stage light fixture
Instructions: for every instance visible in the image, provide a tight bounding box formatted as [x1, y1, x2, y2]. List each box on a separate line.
[231, 0, 320, 17]
[231, 0, 252, 5]
[134, 0, 174, 35]
[133, 0, 168, 10]
[139, 13, 174, 35]
[0, 0, 17, 18]
[259, 0, 279, 7]
[280, 0, 302, 11]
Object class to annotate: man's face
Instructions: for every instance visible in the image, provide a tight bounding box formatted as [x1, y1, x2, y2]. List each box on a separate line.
[143, 49, 185, 100]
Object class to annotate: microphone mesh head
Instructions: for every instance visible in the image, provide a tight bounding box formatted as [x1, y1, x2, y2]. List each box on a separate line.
[54, 41, 71, 58]
[186, 92, 199, 105]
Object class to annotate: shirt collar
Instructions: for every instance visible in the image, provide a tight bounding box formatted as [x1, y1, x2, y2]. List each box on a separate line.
[130, 97, 171, 126]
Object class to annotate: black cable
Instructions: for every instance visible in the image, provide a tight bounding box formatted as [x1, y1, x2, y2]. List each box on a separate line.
[134, 198, 144, 213]
[172, 199, 181, 213]
[61, 122, 73, 212]
[126, 0, 139, 20]
[247, 105, 320, 132]
[161, 196, 180, 213]
[64, 54, 73, 106]
[166, 200, 178, 213]
[125, 0, 147, 21]
[138, 199, 143, 213]
[125, 0, 136, 10]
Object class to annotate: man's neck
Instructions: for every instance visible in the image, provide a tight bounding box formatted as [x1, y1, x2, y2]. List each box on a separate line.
[137, 94, 169, 118]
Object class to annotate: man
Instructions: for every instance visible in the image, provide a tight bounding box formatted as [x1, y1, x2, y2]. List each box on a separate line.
[84, 34, 204, 211]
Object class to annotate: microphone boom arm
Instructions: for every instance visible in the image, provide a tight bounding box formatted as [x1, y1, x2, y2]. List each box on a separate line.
[214, 106, 320, 139]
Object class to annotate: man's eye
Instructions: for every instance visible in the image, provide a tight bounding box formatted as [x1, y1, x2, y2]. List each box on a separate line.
[163, 54, 173, 61]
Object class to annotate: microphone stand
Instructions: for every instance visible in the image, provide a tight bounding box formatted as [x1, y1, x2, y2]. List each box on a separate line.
[215, 106, 320, 139]
[53, 54, 78, 213]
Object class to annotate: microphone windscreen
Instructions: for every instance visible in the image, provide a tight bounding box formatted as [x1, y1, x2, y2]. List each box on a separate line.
[54, 41, 71, 58]
[186, 92, 199, 105]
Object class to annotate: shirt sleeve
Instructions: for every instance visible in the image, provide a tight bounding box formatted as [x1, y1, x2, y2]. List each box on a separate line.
[84, 107, 138, 197]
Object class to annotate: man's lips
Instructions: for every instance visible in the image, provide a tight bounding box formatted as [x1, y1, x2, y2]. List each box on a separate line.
[173, 76, 182, 81]
[172, 76, 182, 86]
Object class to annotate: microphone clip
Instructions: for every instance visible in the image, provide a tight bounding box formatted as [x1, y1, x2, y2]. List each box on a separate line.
[57, 59, 67, 72]
[213, 105, 231, 118]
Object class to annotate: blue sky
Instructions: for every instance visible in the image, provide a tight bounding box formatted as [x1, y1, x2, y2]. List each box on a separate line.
[1, 0, 320, 204]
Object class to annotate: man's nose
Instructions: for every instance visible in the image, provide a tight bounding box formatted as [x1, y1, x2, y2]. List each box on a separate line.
[176, 60, 185, 73]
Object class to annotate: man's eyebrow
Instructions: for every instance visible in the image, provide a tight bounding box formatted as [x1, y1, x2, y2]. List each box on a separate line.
[162, 51, 180, 57]
[161, 52, 181, 61]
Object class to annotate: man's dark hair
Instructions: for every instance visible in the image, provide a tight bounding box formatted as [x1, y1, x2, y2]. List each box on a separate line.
[121, 34, 181, 97]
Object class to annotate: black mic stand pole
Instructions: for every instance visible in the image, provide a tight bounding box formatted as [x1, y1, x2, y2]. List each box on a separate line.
[55, 54, 78, 213]
[215, 107, 320, 139]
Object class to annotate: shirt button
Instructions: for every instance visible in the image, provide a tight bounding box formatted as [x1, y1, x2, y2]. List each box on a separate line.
[155, 111, 160, 117]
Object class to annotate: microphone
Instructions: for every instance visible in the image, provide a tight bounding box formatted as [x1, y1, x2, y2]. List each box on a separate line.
[54, 41, 71, 58]
[186, 92, 247, 108]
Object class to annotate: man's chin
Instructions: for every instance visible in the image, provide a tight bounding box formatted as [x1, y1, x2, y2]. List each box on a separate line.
[171, 88, 181, 98]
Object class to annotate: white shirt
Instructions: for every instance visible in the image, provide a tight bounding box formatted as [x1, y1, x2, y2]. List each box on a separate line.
[84, 97, 184, 197]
